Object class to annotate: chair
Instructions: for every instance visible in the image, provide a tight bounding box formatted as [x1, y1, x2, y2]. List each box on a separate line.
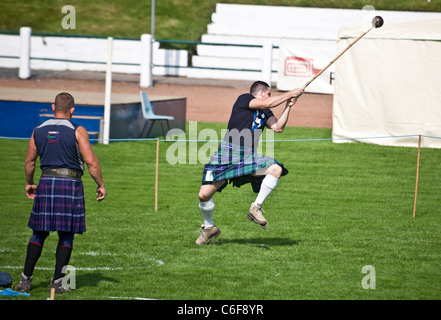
[139, 91, 174, 139]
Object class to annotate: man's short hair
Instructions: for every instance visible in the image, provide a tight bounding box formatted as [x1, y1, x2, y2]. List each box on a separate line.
[54, 92, 74, 113]
[250, 81, 270, 95]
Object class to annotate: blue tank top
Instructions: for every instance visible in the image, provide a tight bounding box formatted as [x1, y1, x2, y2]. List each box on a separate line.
[34, 118, 84, 172]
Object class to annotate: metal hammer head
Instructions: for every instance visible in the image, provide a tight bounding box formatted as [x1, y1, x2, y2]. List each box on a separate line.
[372, 16, 384, 28]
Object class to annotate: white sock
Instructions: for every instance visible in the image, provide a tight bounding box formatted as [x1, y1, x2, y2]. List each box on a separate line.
[255, 174, 279, 205]
[199, 198, 215, 228]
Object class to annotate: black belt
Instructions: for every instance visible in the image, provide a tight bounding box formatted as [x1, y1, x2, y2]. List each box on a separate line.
[42, 168, 83, 181]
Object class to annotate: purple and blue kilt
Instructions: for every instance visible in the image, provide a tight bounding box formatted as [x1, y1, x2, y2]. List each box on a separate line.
[201, 141, 288, 193]
[28, 176, 86, 234]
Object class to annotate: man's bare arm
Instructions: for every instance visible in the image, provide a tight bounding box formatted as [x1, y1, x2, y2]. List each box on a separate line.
[76, 126, 106, 201]
[25, 131, 39, 199]
[249, 88, 303, 109]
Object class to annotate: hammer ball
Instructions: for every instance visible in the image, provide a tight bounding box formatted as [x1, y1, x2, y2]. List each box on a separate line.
[372, 16, 384, 28]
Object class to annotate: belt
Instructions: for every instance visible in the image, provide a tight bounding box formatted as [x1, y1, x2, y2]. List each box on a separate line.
[42, 168, 83, 181]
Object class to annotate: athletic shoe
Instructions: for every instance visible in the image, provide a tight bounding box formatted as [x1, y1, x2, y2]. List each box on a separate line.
[247, 203, 268, 227]
[48, 277, 72, 294]
[15, 273, 32, 292]
[195, 224, 221, 245]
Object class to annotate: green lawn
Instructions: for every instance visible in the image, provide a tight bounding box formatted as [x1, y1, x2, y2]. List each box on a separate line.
[1, 123, 440, 300]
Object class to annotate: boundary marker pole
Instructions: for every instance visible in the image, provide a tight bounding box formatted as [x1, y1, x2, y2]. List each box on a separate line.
[413, 135, 422, 218]
[155, 139, 159, 211]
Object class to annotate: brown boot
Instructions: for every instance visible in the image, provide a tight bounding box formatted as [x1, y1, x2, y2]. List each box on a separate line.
[195, 225, 221, 245]
[15, 273, 32, 292]
[247, 203, 269, 230]
[48, 277, 72, 294]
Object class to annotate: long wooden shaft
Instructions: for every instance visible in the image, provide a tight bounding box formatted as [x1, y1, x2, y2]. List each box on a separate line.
[413, 135, 422, 218]
[303, 26, 373, 89]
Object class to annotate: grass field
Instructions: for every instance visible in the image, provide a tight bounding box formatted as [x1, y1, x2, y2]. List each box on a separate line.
[1, 123, 441, 300]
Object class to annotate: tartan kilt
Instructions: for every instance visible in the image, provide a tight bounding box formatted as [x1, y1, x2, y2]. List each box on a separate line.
[201, 141, 288, 193]
[28, 176, 86, 233]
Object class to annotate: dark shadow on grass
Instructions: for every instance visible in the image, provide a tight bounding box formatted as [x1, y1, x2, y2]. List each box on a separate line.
[216, 237, 302, 247]
[76, 272, 120, 289]
[25, 272, 119, 292]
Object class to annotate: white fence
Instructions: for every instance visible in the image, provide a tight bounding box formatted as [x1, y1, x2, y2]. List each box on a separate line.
[0, 31, 188, 85]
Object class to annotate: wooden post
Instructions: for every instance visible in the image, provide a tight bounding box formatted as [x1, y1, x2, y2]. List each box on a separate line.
[155, 139, 159, 211]
[413, 135, 422, 218]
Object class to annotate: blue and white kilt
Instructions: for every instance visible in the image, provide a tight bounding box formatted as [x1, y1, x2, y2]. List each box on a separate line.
[201, 141, 288, 193]
[28, 176, 86, 234]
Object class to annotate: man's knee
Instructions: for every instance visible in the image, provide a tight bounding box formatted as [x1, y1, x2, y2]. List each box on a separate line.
[199, 180, 225, 202]
[199, 186, 213, 202]
[29, 231, 50, 246]
[266, 164, 282, 179]
[199, 189, 210, 202]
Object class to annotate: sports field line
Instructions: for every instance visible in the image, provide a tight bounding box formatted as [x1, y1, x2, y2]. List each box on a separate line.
[108, 296, 157, 300]
[1, 247, 116, 256]
[1, 247, 165, 272]
[1, 260, 165, 271]
[1, 265, 125, 271]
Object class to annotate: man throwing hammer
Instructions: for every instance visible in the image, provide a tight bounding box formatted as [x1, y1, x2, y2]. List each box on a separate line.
[196, 81, 303, 245]
[16, 92, 106, 294]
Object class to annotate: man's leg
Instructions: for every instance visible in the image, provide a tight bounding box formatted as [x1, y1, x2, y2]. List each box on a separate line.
[53, 232, 74, 281]
[254, 164, 282, 206]
[16, 231, 49, 292]
[248, 164, 283, 228]
[50, 231, 74, 293]
[196, 180, 225, 245]
[198, 180, 226, 228]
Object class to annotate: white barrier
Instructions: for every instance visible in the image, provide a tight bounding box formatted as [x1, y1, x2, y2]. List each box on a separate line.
[0, 32, 188, 80]
[261, 41, 273, 85]
[18, 27, 31, 79]
[140, 34, 153, 88]
[103, 37, 113, 145]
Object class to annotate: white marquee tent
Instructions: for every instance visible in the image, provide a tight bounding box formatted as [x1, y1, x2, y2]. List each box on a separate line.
[332, 18, 441, 148]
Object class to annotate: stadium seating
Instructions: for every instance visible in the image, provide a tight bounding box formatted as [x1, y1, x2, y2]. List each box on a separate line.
[187, 3, 441, 82]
